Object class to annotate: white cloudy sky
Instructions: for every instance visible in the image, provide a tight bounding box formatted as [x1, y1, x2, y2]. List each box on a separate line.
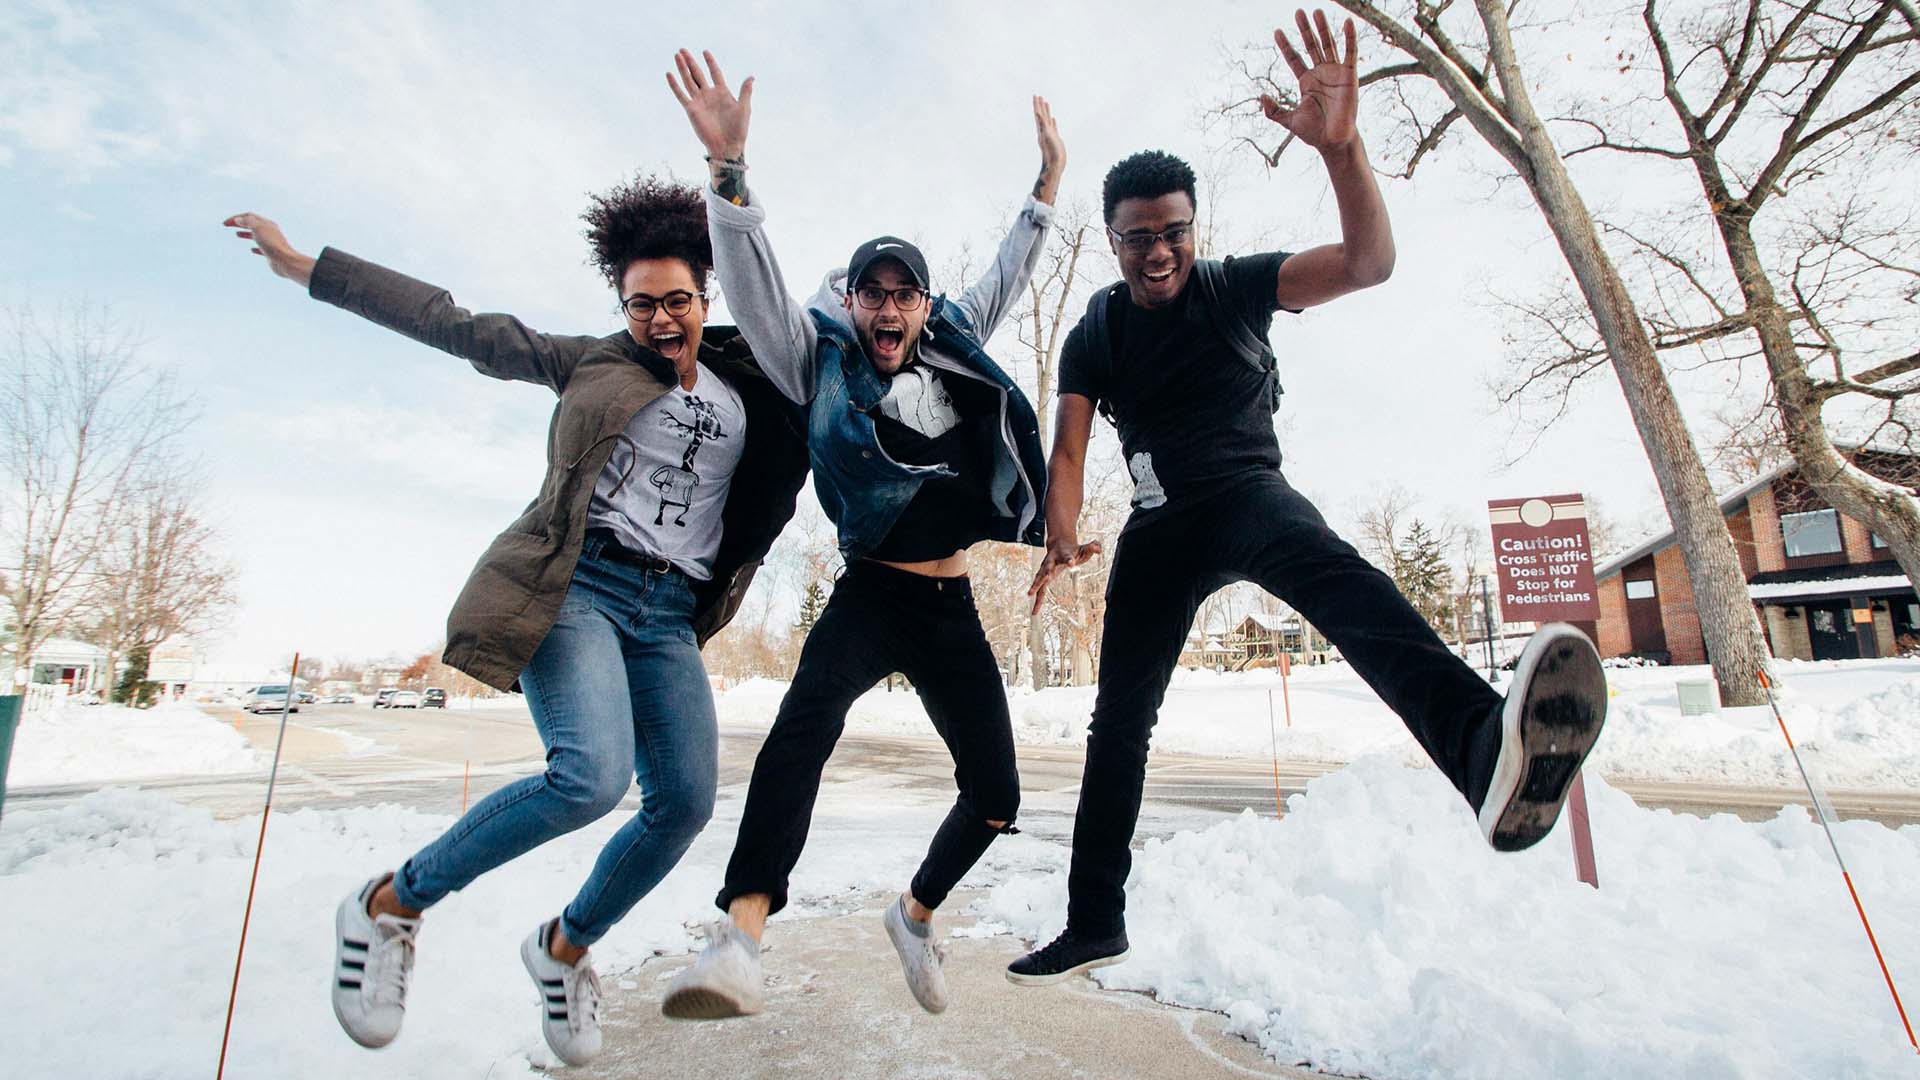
[3, 0, 1775, 670]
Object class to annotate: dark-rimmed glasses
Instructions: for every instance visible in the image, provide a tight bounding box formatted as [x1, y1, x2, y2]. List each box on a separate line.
[852, 284, 928, 311]
[621, 290, 700, 321]
[1107, 221, 1194, 254]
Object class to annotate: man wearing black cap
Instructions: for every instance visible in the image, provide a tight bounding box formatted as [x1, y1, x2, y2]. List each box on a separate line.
[663, 48, 1063, 1018]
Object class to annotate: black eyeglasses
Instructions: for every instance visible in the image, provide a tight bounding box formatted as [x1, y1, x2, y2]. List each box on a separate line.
[1107, 221, 1194, 254]
[620, 290, 700, 321]
[852, 284, 928, 311]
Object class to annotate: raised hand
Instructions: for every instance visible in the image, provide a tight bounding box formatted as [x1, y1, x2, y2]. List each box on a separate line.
[1032, 95, 1065, 204]
[222, 212, 315, 287]
[667, 48, 753, 161]
[1260, 9, 1359, 152]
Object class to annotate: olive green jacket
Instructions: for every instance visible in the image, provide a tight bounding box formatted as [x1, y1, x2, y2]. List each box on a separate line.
[309, 248, 809, 691]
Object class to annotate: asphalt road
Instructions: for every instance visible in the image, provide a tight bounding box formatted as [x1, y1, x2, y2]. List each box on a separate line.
[13, 699, 1920, 830]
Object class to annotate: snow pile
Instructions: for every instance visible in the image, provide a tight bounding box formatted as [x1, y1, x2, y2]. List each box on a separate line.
[6, 701, 264, 787]
[979, 757, 1920, 1080]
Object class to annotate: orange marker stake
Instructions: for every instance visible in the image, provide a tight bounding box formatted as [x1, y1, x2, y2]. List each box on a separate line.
[1757, 667, 1917, 1054]
[1266, 688, 1285, 818]
[218, 650, 301, 1079]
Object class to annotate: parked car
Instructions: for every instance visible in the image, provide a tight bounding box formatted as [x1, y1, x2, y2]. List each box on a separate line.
[373, 689, 398, 708]
[388, 690, 421, 708]
[322, 693, 355, 704]
[296, 691, 317, 705]
[243, 685, 300, 714]
[422, 688, 448, 709]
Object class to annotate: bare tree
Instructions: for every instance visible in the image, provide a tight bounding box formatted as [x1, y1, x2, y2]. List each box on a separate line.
[1215, 3, 1775, 703]
[1009, 201, 1104, 688]
[1549, 1, 1920, 587]
[1, 305, 191, 687]
[80, 458, 237, 702]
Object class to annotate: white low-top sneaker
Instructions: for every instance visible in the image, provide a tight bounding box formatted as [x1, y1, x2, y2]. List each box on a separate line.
[520, 921, 603, 1066]
[661, 917, 764, 1019]
[883, 894, 948, 1014]
[331, 875, 420, 1048]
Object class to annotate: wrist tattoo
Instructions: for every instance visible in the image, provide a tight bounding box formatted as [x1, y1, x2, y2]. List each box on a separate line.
[706, 154, 749, 206]
[1031, 168, 1047, 201]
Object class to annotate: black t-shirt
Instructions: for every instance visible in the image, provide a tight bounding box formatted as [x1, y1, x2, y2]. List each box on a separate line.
[1057, 252, 1293, 530]
[866, 366, 995, 562]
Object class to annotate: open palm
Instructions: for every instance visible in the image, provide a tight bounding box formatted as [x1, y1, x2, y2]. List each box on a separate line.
[1261, 9, 1359, 151]
[668, 48, 752, 159]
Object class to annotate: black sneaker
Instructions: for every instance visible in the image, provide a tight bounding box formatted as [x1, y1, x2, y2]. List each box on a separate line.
[1005, 928, 1130, 986]
[1477, 623, 1608, 852]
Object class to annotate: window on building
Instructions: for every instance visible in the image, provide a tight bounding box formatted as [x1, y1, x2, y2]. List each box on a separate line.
[1781, 508, 1843, 557]
[1625, 579, 1656, 600]
[1872, 532, 1888, 549]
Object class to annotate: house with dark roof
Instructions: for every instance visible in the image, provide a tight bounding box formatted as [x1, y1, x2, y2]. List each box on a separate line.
[1593, 450, 1920, 663]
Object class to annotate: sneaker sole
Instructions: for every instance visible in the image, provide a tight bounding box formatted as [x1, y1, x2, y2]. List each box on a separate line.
[1004, 948, 1131, 987]
[661, 983, 760, 1020]
[1478, 624, 1608, 852]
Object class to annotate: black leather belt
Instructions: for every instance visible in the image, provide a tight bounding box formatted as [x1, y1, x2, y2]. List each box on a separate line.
[585, 529, 675, 574]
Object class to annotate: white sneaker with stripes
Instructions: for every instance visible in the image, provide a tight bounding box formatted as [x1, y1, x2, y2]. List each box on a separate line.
[330, 875, 419, 1048]
[520, 921, 603, 1066]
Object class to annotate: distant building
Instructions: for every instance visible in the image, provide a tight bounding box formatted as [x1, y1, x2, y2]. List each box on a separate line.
[1227, 612, 1335, 667]
[28, 637, 111, 694]
[1594, 451, 1920, 663]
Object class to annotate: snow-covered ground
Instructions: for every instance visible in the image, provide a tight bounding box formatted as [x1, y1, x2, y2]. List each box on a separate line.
[3, 759, 1914, 1078]
[6, 701, 264, 787]
[0, 778, 1053, 1077]
[981, 758, 1920, 1079]
[720, 656, 1920, 790]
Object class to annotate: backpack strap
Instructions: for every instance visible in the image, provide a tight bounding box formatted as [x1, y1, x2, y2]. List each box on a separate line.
[1080, 283, 1122, 426]
[1192, 258, 1284, 413]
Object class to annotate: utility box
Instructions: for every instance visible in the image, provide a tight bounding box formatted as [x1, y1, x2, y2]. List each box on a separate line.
[1676, 679, 1719, 717]
[0, 694, 19, 821]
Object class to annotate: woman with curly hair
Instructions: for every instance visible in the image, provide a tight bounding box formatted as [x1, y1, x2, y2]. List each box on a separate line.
[223, 177, 807, 1065]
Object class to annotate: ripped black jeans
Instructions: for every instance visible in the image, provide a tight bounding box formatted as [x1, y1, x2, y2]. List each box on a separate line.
[717, 559, 1020, 916]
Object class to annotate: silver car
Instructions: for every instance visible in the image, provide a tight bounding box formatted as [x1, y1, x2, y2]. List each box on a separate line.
[243, 685, 300, 714]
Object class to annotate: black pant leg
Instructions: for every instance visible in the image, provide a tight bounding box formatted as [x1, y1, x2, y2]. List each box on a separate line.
[1065, 517, 1223, 939]
[718, 572, 897, 915]
[1224, 474, 1502, 798]
[894, 577, 1019, 911]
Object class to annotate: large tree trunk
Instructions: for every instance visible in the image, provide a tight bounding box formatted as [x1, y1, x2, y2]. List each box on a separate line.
[1469, 0, 1772, 704]
[1713, 211, 1920, 590]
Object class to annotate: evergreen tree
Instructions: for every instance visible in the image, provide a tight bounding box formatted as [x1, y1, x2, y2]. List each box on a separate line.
[1395, 519, 1454, 634]
[795, 579, 829, 634]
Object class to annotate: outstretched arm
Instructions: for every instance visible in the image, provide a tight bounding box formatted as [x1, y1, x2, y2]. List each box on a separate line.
[953, 96, 1065, 340]
[222, 213, 592, 391]
[1262, 10, 1394, 311]
[1028, 392, 1102, 614]
[669, 48, 818, 404]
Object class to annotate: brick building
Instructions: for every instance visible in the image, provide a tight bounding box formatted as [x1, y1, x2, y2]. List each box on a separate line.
[1593, 451, 1920, 663]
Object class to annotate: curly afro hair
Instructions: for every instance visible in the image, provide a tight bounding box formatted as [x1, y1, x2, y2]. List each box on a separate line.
[1101, 150, 1197, 225]
[581, 173, 713, 291]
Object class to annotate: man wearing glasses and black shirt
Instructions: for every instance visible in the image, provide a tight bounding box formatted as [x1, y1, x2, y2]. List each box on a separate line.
[663, 48, 1063, 1017]
[1015, 10, 1608, 984]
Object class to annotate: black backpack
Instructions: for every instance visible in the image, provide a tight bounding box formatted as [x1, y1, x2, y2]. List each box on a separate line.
[1078, 257, 1283, 426]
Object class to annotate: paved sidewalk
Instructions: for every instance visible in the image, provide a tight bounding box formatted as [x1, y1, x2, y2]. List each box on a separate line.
[568, 891, 1318, 1080]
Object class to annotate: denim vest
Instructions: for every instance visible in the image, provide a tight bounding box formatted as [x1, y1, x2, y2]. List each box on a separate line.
[806, 300, 1047, 561]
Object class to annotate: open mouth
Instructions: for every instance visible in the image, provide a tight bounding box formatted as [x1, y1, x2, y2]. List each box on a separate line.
[873, 327, 905, 355]
[1143, 268, 1175, 286]
[650, 331, 686, 359]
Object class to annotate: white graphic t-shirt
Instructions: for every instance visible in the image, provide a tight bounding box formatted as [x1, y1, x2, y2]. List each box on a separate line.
[877, 365, 960, 439]
[586, 362, 746, 580]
